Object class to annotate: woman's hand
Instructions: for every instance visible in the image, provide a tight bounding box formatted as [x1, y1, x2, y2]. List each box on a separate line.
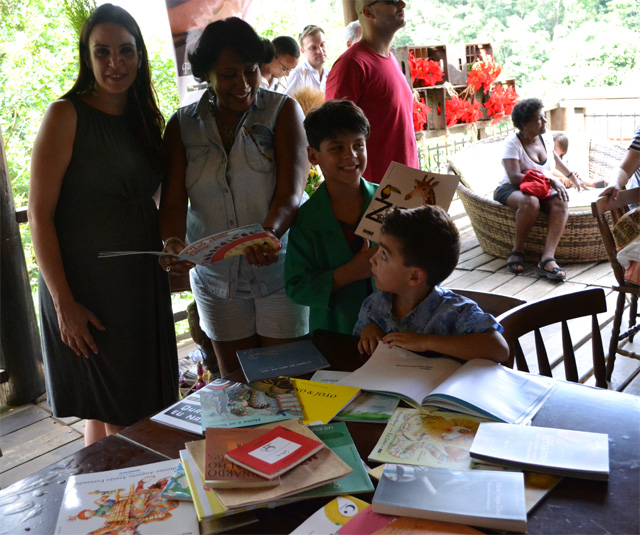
[159, 238, 194, 275]
[55, 298, 105, 358]
[549, 177, 569, 202]
[244, 231, 282, 267]
[599, 182, 621, 201]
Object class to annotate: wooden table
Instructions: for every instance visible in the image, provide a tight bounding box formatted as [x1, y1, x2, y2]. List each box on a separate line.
[2, 330, 639, 534]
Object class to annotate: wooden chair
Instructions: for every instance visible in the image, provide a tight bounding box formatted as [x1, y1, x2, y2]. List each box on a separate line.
[450, 288, 526, 317]
[591, 187, 640, 379]
[496, 288, 608, 389]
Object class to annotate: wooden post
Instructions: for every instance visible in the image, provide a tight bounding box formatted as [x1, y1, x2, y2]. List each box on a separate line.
[342, 0, 357, 25]
[0, 126, 45, 406]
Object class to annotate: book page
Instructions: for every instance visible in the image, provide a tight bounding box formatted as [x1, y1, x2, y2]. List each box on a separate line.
[424, 359, 555, 424]
[336, 344, 462, 406]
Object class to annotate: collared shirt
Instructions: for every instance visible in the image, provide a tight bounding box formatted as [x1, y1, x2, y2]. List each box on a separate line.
[285, 59, 329, 96]
[353, 286, 503, 338]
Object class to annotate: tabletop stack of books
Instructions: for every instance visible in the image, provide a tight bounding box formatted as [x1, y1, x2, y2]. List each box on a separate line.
[52, 340, 611, 535]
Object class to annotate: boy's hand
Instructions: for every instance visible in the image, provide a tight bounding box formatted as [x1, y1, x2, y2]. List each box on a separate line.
[358, 323, 384, 355]
[382, 332, 429, 352]
[350, 240, 377, 280]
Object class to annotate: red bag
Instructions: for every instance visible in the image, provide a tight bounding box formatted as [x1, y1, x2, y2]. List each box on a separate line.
[520, 169, 551, 199]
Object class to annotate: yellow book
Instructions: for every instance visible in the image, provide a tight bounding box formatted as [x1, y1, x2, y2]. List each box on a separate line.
[179, 448, 229, 521]
[290, 378, 360, 425]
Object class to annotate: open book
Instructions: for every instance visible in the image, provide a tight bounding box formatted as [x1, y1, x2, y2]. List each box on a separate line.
[99, 223, 277, 265]
[336, 344, 554, 425]
[355, 162, 459, 243]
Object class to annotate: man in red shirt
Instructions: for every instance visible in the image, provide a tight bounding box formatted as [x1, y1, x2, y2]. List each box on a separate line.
[325, 0, 418, 184]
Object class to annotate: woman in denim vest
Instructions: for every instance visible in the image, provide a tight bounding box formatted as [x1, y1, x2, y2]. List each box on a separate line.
[160, 18, 309, 376]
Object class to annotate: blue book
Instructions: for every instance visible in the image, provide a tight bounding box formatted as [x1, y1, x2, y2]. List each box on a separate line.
[236, 340, 330, 383]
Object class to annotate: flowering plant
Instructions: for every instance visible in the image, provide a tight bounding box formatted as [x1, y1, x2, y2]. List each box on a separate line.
[413, 96, 431, 131]
[467, 50, 502, 93]
[484, 83, 519, 123]
[445, 95, 482, 127]
[409, 52, 444, 87]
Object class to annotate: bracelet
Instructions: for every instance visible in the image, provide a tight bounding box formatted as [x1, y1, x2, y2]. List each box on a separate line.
[565, 171, 575, 178]
[263, 226, 280, 239]
[163, 236, 185, 249]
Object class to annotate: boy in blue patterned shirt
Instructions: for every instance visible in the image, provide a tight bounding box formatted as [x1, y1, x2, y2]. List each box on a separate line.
[354, 206, 509, 363]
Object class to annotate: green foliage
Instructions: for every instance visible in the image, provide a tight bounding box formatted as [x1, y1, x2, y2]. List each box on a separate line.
[61, 0, 97, 37]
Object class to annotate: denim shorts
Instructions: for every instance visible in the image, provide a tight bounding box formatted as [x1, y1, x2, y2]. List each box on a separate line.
[191, 282, 309, 342]
[493, 183, 520, 205]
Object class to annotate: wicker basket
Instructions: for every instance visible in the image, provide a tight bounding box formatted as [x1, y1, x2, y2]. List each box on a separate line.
[452, 137, 627, 264]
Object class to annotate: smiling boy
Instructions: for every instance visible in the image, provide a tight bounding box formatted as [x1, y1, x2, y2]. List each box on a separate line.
[284, 100, 378, 334]
[354, 206, 509, 363]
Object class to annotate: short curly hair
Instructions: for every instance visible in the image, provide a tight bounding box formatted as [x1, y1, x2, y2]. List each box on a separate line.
[381, 205, 460, 287]
[188, 17, 266, 82]
[511, 98, 544, 130]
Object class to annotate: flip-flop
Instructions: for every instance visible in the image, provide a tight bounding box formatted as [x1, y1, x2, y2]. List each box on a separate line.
[507, 250, 525, 275]
[537, 258, 566, 281]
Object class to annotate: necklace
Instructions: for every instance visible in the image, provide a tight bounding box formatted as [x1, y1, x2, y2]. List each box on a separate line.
[209, 92, 238, 152]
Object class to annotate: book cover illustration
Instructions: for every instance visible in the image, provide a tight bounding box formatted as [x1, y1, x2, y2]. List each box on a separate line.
[372, 464, 527, 533]
[355, 162, 459, 243]
[290, 377, 360, 425]
[470, 422, 610, 480]
[99, 223, 277, 265]
[310, 370, 399, 423]
[200, 377, 303, 430]
[290, 495, 370, 535]
[237, 339, 330, 383]
[159, 461, 192, 501]
[54, 459, 198, 535]
[225, 425, 325, 479]
[369, 407, 487, 469]
[151, 378, 241, 435]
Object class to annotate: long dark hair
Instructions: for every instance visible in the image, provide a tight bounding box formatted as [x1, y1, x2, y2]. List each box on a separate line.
[63, 3, 165, 163]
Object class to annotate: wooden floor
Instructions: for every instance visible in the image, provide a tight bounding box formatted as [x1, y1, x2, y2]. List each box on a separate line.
[2, 208, 639, 490]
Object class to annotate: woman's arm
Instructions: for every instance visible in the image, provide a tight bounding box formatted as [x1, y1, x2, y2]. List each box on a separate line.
[158, 113, 191, 273]
[245, 97, 309, 267]
[28, 100, 105, 357]
[502, 158, 525, 186]
[600, 148, 640, 201]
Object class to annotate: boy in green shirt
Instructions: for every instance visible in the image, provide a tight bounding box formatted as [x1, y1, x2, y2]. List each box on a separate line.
[285, 100, 378, 334]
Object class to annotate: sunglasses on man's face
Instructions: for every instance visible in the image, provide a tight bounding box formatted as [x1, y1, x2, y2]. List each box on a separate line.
[367, 0, 403, 6]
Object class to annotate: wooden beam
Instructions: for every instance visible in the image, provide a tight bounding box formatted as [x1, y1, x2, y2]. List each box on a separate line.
[0, 126, 45, 405]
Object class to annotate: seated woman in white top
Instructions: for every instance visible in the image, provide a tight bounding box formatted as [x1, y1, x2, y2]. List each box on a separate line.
[493, 98, 585, 280]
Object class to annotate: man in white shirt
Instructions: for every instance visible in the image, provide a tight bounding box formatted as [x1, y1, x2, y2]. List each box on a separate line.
[285, 25, 329, 96]
[260, 35, 300, 93]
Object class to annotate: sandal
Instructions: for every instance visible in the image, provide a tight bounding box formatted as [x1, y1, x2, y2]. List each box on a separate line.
[507, 250, 525, 275]
[537, 258, 566, 281]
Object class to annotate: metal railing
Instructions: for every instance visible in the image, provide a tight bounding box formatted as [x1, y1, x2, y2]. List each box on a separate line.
[584, 113, 639, 142]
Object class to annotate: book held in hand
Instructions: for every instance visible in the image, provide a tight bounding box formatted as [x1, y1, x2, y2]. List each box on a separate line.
[236, 339, 330, 383]
[225, 425, 325, 479]
[470, 422, 610, 480]
[355, 162, 460, 243]
[372, 464, 527, 533]
[99, 223, 278, 265]
[338, 343, 554, 424]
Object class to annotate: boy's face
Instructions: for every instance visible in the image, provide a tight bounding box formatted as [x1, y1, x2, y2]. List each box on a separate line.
[370, 233, 421, 294]
[307, 132, 367, 186]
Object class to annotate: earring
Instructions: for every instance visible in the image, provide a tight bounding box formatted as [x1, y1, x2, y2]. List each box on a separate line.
[208, 85, 217, 108]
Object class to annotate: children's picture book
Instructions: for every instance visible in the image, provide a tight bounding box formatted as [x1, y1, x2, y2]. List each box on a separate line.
[369, 407, 488, 469]
[186, 430, 281, 489]
[200, 377, 303, 430]
[290, 495, 370, 535]
[225, 425, 325, 479]
[237, 339, 330, 383]
[210, 419, 353, 510]
[337, 505, 484, 535]
[160, 461, 192, 501]
[151, 378, 241, 435]
[371, 464, 527, 533]
[99, 223, 278, 265]
[355, 162, 460, 243]
[290, 377, 360, 425]
[53, 459, 199, 535]
[337, 344, 554, 424]
[311, 370, 400, 423]
[470, 422, 610, 480]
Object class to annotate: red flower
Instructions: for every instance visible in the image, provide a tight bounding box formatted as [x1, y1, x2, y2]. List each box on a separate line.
[445, 95, 482, 126]
[412, 97, 431, 131]
[467, 50, 502, 93]
[409, 52, 444, 87]
[485, 84, 519, 123]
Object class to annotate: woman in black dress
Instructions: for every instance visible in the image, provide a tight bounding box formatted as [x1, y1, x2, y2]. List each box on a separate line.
[28, 4, 178, 445]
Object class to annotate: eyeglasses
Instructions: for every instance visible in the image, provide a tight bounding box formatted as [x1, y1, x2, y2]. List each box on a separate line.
[278, 60, 293, 75]
[367, 0, 403, 6]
